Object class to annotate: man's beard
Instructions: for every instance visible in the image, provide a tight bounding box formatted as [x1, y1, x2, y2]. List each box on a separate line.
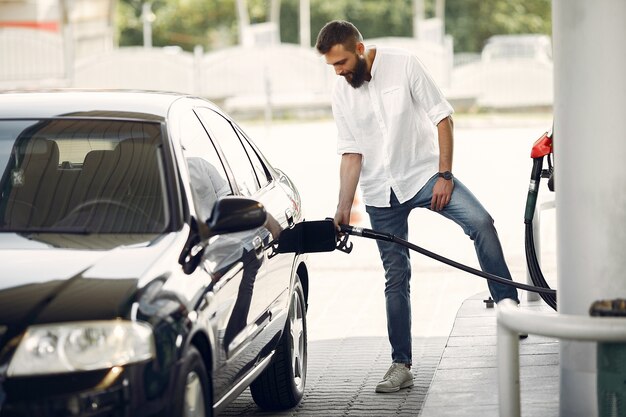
[346, 55, 368, 89]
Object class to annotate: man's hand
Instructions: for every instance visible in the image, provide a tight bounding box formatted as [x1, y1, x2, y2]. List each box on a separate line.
[434, 116, 454, 211]
[334, 208, 351, 231]
[265, 213, 282, 240]
[430, 177, 454, 211]
[335, 153, 362, 231]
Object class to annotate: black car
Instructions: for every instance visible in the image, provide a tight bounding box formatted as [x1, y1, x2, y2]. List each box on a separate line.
[0, 91, 309, 416]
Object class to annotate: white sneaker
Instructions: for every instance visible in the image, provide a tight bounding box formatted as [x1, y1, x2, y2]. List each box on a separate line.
[375, 363, 414, 393]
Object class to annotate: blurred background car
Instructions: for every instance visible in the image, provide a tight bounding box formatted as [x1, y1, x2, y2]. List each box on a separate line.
[481, 34, 552, 63]
[0, 90, 309, 417]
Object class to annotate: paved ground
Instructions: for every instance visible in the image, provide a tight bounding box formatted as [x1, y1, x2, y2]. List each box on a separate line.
[421, 293, 559, 417]
[223, 287, 560, 417]
[220, 115, 558, 416]
[222, 336, 446, 416]
[221, 247, 459, 417]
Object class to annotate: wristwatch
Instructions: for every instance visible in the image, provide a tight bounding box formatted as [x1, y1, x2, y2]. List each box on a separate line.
[438, 171, 453, 180]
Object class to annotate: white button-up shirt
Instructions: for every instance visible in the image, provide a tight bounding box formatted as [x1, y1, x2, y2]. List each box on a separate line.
[332, 47, 454, 207]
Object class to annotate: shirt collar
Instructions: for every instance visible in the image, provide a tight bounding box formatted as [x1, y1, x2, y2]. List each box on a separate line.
[367, 45, 379, 80]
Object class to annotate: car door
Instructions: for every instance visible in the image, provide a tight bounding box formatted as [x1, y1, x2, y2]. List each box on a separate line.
[231, 124, 298, 323]
[194, 107, 297, 335]
[178, 109, 267, 401]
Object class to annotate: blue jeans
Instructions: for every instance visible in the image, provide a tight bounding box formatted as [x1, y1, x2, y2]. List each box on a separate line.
[365, 175, 519, 365]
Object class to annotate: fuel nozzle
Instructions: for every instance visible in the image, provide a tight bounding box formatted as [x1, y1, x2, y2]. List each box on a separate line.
[525, 132, 553, 224]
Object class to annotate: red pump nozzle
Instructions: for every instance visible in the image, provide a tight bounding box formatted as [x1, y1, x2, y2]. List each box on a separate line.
[530, 132, 553, 158]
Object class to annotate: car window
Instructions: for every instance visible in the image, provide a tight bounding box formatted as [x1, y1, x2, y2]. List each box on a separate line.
[179, 111, 233, 222]
[195, 108, 260, 196]
[0, 119, 168, 234]
[235, 128, 270, 188]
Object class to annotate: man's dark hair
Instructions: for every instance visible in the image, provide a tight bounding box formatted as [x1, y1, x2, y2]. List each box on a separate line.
[315, 20, 363, 54]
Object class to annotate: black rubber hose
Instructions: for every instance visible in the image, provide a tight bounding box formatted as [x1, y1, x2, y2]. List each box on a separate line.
[525, 223, 557, 310]
[340, 225, 557, 296]
[523, 156, 558, 311]
[525, 158, 544, 224]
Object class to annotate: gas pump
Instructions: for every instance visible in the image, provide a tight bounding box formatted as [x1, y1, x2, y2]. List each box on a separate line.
[524, 130, 557, 310]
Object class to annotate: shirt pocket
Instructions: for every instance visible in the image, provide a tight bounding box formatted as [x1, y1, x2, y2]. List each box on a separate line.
[381, 86, 404, 117]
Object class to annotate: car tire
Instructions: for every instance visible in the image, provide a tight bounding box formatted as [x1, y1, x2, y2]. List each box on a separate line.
[171, 345, 212, 417]
[250, 275, 307, 410]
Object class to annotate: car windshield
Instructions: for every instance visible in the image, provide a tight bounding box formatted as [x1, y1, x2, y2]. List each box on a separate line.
[0, 119, 169, 234]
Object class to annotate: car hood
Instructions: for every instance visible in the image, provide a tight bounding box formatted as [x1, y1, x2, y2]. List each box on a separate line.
[0, 232, 177, 329]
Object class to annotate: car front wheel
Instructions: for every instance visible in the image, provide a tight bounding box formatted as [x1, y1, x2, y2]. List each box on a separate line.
[250, 275, 307, 410]
[171, 345, 212, 417]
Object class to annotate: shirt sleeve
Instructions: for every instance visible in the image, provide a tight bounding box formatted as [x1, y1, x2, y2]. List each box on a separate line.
[331, 87, 362, 155]
[407, 55, 454, 125]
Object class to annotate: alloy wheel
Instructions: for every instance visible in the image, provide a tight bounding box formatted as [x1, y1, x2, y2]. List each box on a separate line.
[184, 370, 207, 417]
[289, 289, 306, 391]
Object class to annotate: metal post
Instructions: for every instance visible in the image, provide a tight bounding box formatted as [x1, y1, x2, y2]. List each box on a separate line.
[435, 0, 445, 23]
[299, 0, 310, 48]
[497, 299, 626, 417]
[497, 317, 521, 417]
[141, 2, 154, 49]
[58, 0, 74, 86]
[236, 0, 250, 45]
[553, 1, 626, 415]
[106, 0, 116, 51]
[270, 0, 281, 29]
[412, 0, 425, 40]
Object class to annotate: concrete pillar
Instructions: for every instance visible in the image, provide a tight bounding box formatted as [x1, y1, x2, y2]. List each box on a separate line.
[553, 1, 626, 416]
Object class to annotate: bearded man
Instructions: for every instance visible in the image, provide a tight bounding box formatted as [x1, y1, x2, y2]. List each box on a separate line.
[315, 20, 522, 393]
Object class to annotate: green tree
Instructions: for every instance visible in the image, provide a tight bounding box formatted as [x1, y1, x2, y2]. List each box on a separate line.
[445, 0, 551, 53]
[279, 0, 418, 46]
[116, 0, 156, 47]
[117, 0, 240, 51]
[116, 0, 551, 53]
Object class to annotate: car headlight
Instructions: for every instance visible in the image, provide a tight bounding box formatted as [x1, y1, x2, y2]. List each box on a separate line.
[7, 320, 155, 376]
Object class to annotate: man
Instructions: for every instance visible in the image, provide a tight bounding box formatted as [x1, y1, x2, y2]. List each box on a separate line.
[315, 20, 520, 393]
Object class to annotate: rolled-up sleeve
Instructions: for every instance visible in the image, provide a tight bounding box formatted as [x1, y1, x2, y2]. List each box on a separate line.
[427, 101, 454, 126]
[332, 99, 361, 155]
[408, 55, 454, 125]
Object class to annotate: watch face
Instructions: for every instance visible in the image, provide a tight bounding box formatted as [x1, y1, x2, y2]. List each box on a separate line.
[439, 171, 453, 180]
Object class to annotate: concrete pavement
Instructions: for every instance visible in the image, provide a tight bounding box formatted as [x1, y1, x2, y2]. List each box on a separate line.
[221, 245, 462, 416]
[221, 243, 558, 416]
[222, 335, 446, 416]
[420, 293, 559, 417]
[221, 264, 559, 417]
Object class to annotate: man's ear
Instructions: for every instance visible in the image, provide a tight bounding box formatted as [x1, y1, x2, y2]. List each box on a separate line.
[356, 42, 365, 55]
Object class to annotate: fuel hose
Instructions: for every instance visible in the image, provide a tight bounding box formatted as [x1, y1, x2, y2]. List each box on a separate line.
[523, 154, 557, 310]
[338, 224, 557, 296]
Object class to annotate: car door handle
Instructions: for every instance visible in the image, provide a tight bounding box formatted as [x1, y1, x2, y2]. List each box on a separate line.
[285, 208, 294, 227]
[253, 235, 263, 258]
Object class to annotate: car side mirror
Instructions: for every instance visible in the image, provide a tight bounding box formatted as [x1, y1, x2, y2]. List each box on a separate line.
[207, 197, 267, 236]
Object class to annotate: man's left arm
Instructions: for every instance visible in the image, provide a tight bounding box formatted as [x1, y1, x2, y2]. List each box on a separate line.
[431, 116, 454, 211]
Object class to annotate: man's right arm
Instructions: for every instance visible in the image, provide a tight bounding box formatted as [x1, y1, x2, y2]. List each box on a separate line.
[334, 153, 362, 227]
